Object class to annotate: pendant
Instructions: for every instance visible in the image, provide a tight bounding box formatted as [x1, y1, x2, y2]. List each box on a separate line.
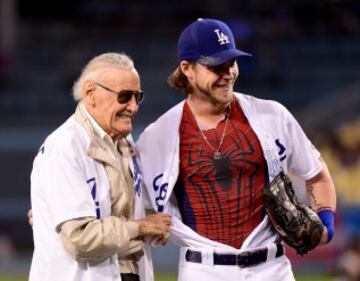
[214, 151, 222, 160]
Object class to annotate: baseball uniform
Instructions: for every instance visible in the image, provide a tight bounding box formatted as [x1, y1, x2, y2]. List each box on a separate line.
[136, 92, 323, 281]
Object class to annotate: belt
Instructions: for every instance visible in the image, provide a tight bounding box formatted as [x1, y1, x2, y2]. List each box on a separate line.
[120, 273, 140, 281]
[185, 243, 284, 268]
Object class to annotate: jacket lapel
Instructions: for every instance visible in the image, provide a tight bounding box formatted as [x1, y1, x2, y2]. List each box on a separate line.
[74, 104, 133, 218]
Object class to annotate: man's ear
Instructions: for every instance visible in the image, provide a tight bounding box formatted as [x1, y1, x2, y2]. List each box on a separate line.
[83, 80, 96, 106]
[180, 60, 193, 80]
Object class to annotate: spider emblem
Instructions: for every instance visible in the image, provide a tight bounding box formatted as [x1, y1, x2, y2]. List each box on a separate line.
[186, 128, 261, 192]
[179, 124, 266, 247]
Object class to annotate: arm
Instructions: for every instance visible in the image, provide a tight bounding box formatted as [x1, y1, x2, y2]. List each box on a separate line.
[28, 208, 145, 261]
[278, 105, 337, 244]
[306, 158, 337, 244]
[59, 216, 140, 262]
[59, 213, 171, 262]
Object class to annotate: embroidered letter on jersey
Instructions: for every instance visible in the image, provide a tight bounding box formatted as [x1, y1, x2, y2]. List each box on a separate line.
[152, 174, 168, 212]
[87, 177, 100, 218]
[133, 158, 142, 197]
[275, 139, 287, 161]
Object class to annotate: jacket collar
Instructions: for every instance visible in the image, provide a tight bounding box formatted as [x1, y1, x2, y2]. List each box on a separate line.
[74, 102, 130, 167]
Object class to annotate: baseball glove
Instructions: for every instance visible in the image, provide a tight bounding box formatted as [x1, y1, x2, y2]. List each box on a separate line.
[264, 172, 324, 255]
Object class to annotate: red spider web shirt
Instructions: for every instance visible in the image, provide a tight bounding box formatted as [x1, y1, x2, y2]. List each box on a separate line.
[175, 99, 268, 248]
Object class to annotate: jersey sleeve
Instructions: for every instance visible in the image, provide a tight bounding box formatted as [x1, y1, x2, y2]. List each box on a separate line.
[41, 135, 96, 230]
[281, 105, 323, 180]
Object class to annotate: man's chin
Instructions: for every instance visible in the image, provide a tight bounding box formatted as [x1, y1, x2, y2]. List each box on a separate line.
[115, 125, 132, 138]
[215, 89, 233, 104]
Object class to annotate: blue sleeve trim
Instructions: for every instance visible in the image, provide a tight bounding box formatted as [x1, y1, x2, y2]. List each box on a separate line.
[317, 209, 335, 243]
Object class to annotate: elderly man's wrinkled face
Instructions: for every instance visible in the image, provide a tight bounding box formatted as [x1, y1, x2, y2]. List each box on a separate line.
[84, 67, 142, 138]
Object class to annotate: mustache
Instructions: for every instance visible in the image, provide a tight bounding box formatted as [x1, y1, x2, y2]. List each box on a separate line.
[116, 110, 135, 118]
[213, 80, 234, 87]
[214, 77, 236, 85]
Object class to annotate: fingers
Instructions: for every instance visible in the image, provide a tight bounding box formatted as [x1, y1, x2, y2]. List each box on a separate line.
[146, 213, 172, 224]
[27, 209, 33, 227]
[319, 227, 329, 245]
[153, 232, 170, 246]
[136, 213, 172, 237]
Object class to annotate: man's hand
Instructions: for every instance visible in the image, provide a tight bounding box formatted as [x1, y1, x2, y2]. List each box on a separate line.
[27, 209, 33, 227]
[136, 213, 172, 241]
[152, 232, 170, 246]
[320, 227, 329, 245]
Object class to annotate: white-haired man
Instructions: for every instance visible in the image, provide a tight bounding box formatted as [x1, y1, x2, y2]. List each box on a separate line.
[29, 52, 171, 281]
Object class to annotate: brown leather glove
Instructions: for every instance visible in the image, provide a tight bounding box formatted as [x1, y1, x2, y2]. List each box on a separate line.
[264, 172, 324, 255]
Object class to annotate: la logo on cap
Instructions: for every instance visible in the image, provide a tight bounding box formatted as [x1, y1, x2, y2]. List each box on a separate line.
[214, 29, 229, 45]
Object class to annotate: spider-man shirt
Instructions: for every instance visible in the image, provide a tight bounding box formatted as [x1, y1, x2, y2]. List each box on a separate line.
[175, 99, 268, 248]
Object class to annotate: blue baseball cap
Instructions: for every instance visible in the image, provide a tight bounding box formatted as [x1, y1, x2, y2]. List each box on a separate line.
[177, 18, 252, 66]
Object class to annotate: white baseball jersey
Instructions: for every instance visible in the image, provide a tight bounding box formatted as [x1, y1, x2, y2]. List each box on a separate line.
[29, 114, 121, 281]
[136, 93, 323, 281]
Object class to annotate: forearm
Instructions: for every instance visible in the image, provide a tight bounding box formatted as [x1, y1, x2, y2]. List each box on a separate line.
[306, 159, 336, 211]
[59, 216, 141, 262]
[306, 159, 337, 244]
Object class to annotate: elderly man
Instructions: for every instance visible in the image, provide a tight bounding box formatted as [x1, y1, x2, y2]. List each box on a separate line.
[29, 52, 171, 281]
[136, 18, 336, 281]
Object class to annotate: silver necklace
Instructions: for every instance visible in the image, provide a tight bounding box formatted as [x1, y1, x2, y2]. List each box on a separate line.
[197, 116, 229, 160]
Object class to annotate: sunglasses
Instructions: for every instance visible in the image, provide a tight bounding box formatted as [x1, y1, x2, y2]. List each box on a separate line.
[95, 82, 144, 105]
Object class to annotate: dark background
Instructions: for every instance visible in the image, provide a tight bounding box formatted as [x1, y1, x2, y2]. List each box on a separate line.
[0, 0, 359, 277]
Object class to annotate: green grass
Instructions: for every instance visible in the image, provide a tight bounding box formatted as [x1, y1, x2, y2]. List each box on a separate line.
[0, 273, 331, 281]
[296, 275, 331, 281]
[0, 276, 27, 281]
[155, 273, 176, 281]
[155, 273, 331, 281]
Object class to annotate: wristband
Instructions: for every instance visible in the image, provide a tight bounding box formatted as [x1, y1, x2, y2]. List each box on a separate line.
[317, 209, 335, 243]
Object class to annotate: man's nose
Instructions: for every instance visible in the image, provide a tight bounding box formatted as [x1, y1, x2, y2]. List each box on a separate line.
[126, 95, 139, 112]
[220, 66, 234, 78]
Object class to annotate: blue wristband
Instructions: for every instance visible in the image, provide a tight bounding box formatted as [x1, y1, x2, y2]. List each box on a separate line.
[317, 209, 335, 243]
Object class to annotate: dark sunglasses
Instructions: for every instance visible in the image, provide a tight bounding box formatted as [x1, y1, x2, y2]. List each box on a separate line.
[95, 82, 144, 105]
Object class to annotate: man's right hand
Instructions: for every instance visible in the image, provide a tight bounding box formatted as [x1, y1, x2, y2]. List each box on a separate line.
[136, 213, 172, 239]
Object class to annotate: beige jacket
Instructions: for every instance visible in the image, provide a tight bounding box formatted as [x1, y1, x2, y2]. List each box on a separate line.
[59, 104, 143, 274]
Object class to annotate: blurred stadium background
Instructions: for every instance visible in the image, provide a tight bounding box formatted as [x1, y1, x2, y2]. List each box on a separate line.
[0, 0, 359, 280]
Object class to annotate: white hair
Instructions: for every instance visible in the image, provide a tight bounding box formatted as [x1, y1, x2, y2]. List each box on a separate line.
[72, 52, 135, 102]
